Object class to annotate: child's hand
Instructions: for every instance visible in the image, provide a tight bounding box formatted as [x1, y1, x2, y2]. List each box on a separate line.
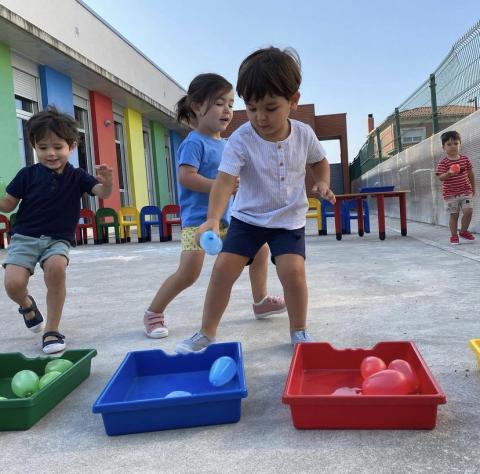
[195, 219, 220, 245]
[312, 181, 336, 204]
[95, 164, 113, 186]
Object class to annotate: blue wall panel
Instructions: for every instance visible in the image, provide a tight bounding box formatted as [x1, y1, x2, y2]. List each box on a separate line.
[169, 130, 183, 204]
[39, 65, 78, 166]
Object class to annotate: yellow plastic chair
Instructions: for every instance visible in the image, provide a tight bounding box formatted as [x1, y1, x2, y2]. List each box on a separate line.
[118, 206, 142, 243]
[306, 197, 324, 235]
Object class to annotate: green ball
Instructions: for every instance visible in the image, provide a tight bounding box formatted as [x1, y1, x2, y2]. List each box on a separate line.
[39, 371, 62, 389]
[11, 370, 40, 398]
[45, 359, 73, 374]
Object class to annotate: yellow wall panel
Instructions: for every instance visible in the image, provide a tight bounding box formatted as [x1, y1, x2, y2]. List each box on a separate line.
[124, 108, 148, 208]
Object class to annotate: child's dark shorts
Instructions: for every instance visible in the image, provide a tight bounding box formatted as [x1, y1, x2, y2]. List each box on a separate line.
[221, 217, 305, 265]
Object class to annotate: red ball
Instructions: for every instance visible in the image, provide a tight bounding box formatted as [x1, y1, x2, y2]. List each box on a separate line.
[360, 356, 387, 379]
[388, 359, 419, 394]
[450, 163, 460, 174]
[362, 369, 410, 395]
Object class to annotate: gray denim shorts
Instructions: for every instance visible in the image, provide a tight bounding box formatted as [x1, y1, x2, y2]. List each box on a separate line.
[2, 234, 71, 275]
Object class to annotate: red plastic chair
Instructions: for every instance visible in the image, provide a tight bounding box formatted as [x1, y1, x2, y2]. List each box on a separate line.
[161, 204, 181, 242]
[75, 209, 98, 245]
[0, 214, 10, 249]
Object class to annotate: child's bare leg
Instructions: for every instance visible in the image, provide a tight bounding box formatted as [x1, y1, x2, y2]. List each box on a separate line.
[149, 250, 205, 313]
[248, 243, 269, 302]
[201, 253, 249, 338]
[43, 255, 67, 341]
[274, 254, 307, 331]
[4, 265, 33, 315]
[449, 213, 459, 236]
[460, 208, 473, 231]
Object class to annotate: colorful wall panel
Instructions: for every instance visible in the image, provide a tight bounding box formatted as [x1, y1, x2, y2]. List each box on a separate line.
[89, 91, 120, 209]
[124, 107, 149, 209]
[38, 65, 78, 167]
[169, 130, 182, 204]
[0, 43, 21, 184]
[150, 121, 170, 207]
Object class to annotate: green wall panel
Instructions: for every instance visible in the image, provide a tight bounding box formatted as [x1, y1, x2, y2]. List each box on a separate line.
[151, 121, 171, 207]
[0, 43, 21, 184]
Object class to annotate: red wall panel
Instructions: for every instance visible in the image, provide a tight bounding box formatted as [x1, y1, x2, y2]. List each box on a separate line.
[90, 91, 121, 210]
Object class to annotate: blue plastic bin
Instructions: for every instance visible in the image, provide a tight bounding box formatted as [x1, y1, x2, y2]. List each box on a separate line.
[92, 342, 247, 435]
[360, 186, 395, 193]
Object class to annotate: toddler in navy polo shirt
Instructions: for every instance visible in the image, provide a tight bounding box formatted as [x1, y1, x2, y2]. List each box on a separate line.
[0, 107, 113, 354]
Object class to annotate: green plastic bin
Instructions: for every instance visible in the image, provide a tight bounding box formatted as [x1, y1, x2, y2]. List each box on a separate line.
[0, 349, 97, 430]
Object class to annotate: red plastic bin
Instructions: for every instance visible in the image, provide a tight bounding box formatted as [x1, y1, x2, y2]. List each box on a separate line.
[282, 342, 446, 430]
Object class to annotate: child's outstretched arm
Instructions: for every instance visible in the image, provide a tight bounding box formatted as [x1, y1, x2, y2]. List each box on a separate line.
[309, 159, 336, 204]
[197, 171, 237, 237]
[468, 168, 476, 196]
[178, 165, 214, 193]
[0, 193, 19, 213]
[92, 164, 113, 199]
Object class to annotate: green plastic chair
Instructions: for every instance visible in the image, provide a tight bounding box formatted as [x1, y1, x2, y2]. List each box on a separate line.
[95, 208, 121, 244]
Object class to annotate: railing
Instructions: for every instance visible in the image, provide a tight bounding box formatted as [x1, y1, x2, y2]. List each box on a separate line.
[350, 20, 480, 180]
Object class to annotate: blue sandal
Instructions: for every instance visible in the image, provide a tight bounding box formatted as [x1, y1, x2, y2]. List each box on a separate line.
[42, 331, 66, 355]
[18, 295, 45, 333]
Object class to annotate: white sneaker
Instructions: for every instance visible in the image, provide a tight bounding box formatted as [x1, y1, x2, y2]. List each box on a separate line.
[175, 331, 214, 354]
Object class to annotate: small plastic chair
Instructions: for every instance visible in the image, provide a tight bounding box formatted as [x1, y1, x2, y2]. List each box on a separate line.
[75, 209, 97, 245]
[161, 204, 181, 242]
[343, 199, 370, 234]
[321, 201, 349, 235]
[95, 207, 121, 244]
[306, 197, 324, 235]
[0, 214, 10, 249]
[140, 205, 163, 242]
[118, 206, 142, 243]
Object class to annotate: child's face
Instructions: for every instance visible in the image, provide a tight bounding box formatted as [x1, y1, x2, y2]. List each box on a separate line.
[245, 92, 300, 142]
[194, 89, 234, 138]
[443, 138, 460, 158]
[34, 132, 76, 174]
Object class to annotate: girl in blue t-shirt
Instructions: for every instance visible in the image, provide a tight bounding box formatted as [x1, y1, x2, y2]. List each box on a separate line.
[143, 73, 285, 338]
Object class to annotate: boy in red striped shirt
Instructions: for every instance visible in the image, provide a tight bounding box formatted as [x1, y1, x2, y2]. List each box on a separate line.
[436, 130, 476, 245]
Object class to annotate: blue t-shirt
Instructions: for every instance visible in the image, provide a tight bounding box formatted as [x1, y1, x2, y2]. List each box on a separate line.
[6, 162, 98, 242]
[177, 131, 231, 227]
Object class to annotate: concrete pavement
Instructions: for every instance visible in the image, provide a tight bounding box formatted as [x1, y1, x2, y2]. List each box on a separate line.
[1, 216, 479, 474]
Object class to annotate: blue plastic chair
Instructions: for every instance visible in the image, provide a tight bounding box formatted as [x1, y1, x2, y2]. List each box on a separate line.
[321, 201, 348, 235]
[342, 199, 370, 234]
[140, 205, 163, 242]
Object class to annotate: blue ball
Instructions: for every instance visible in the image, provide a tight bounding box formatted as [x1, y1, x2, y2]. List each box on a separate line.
[200, 230, 223, 255]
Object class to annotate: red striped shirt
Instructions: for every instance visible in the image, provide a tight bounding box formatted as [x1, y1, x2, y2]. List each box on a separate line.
[435, 154, 473, 198]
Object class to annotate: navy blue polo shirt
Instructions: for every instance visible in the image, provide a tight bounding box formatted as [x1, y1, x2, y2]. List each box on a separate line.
[6, 163, 98, 242]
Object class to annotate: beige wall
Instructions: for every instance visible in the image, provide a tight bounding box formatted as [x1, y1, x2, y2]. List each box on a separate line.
[0, 0, 184, 111]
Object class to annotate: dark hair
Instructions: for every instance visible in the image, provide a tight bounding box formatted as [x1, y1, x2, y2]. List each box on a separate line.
[176, 73, 233, 124]
[236, 47, 301, 103]
[441, 130, 461, 145]
[26, 106, 79, 147]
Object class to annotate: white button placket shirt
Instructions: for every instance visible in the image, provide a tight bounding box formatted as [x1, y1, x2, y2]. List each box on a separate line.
[219, 119, 326, 229]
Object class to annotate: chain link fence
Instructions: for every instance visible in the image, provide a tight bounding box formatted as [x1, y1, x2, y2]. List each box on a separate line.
[350, 20, 480, 180]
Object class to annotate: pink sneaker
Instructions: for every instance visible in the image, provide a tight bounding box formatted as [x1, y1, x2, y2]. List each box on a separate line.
[144, 310, 169, 338]
[450, 235, 459, 245]
[252, 295, 287, 320]
[459, 230, 475, 241]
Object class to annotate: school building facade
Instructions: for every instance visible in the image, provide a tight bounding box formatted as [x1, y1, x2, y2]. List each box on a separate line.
[0, 0, 188, 212]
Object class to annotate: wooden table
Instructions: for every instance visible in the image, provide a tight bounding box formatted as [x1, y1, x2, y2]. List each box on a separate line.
[333, 190, 409, 240]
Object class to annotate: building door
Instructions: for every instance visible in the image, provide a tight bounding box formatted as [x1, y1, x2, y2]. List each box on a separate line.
[142, 128, 156, 205]
[114, 117, 130, 207]
[74, 97, 97, 210]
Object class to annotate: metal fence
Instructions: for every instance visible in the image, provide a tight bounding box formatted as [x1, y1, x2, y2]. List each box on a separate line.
[350, 20, 480, 181]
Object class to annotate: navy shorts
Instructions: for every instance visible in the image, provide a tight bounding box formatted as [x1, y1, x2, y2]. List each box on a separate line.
[222, 217, 305, 265]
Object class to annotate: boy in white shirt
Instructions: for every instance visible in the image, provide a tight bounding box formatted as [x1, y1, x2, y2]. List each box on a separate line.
[176, 47, 335, 353]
